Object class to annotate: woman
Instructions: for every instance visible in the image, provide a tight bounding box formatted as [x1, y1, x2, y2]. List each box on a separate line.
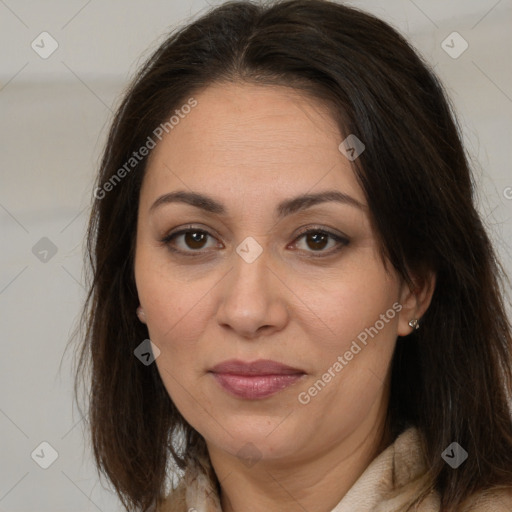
[73, 1, 512, 510]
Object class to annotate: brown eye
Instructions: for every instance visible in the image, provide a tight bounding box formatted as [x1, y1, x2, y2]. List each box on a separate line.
[293, 228, 349, 256]
[162, 228, 219, 254]
[183, 231, 209, 250]
[304, 232, 329, 251]
[161, 225, 349, 258]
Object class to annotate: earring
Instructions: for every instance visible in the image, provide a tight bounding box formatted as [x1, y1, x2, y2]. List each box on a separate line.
[136, 306, 146, 323]
[408, 318, 420, 330]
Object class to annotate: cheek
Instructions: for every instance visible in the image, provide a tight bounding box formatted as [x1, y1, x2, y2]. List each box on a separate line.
[301, 260, 400, 352]
[294, 263, 400, 422]
[297, 286, 398, 439]
[136, 266, 213, 423]
[136, 244, 202, 327]
[140, 277, 210, 352]
[135, 255, 216, 377]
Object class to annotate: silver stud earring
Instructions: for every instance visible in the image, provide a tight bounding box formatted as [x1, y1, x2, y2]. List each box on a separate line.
[136, 306, 146, 323]
[408, 318, 420, 330]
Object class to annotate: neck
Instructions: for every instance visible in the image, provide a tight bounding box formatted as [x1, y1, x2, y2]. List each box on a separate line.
[207, 391, 391, 512]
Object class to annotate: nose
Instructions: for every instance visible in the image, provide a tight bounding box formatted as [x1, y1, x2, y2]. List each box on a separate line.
[215, 242, 289, 339]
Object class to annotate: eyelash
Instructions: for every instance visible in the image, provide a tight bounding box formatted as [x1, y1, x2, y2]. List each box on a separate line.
[160, 225, 349, 258]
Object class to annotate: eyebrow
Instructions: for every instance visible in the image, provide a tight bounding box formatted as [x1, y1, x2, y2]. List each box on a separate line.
[149, 189, 366, 219]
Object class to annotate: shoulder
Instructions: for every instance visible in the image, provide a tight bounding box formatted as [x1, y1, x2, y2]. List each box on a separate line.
[458, 487, 512, 512]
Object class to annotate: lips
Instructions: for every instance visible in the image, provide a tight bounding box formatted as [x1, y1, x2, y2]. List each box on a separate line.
[211, 359, 305, 375]
[209, 359, 306, 400]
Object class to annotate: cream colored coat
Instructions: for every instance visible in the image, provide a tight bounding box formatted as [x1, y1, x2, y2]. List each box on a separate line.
[159, 427, 512, 512]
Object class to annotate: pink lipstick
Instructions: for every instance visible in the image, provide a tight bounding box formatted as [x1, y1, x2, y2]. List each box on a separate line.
[209, 359, 306, 400]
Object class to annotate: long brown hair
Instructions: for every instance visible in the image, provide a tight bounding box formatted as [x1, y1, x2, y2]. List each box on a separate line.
[70, 1, 512, 510]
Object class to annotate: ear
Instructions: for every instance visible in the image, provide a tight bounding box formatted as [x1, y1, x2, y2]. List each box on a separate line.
[397, 269, 436, 336]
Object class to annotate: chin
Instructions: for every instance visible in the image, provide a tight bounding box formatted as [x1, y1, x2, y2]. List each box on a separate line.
[201, 414, 306, 462]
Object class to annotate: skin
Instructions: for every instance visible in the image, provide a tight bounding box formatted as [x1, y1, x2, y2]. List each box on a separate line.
[134, 82, 435, 512]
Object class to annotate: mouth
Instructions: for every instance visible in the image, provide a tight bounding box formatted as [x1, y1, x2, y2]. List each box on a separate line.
[209, 359, 306, 400]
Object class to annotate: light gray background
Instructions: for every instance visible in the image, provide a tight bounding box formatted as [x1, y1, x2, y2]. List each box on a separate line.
[1, 1, 511, 511]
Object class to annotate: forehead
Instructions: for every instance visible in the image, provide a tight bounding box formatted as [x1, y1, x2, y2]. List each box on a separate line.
[141, 82, 366, 210]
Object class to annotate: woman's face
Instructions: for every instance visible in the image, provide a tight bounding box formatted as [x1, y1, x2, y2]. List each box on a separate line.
[134, 82, 416, 465]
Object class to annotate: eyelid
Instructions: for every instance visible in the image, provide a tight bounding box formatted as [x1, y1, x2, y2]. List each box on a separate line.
[293, 225, 349, 243]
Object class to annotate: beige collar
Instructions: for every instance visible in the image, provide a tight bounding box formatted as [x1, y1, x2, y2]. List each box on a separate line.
[161, 426, 512, 511]
[161, 427, 439, 511]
